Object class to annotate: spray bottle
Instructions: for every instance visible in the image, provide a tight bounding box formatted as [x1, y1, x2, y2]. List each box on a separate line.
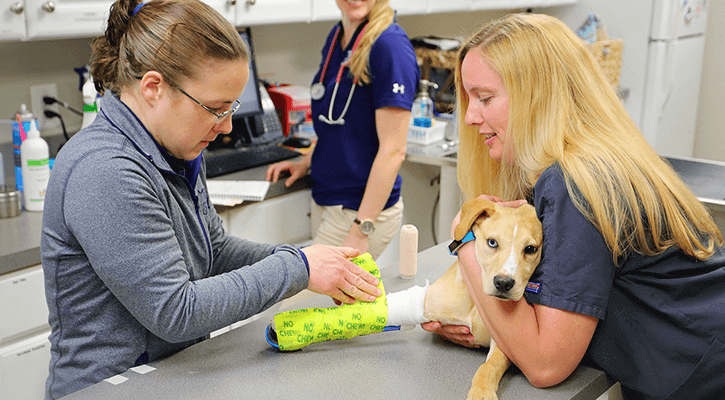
[75, 66, 100, 130]
[20, 123, 50, 211]
[12, 104, 39, 192]
[411, 80, 439, 128]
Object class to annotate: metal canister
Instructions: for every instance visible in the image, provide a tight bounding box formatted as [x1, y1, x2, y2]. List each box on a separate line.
[0, 185, 21, 218]
[12, 104, 38, 192]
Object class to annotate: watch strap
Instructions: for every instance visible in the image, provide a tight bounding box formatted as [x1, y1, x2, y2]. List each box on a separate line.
[448, 231, 476, 256]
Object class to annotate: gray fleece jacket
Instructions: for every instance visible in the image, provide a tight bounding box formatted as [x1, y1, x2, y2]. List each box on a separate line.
[41, 92, 309, 399]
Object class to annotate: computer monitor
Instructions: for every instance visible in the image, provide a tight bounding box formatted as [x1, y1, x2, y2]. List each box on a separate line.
[232, 28, 264, 119]
[208, 27, 274, 149]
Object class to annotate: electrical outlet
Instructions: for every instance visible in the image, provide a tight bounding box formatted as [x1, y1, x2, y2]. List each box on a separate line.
[30, 83, 59, 131]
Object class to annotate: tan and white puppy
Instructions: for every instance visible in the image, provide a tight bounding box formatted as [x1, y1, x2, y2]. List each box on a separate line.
[424, 198, 543, 400]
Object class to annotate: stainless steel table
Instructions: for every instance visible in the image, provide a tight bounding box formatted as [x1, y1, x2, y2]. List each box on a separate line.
[65, 243, 613, 400]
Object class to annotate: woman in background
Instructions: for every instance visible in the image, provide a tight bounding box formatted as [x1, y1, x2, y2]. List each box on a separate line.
[41, 0, 381, 398]
[267, 0, 419, 259]
[423, 13, 725, 399]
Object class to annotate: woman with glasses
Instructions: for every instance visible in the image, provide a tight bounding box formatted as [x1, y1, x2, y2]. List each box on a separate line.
[41, 0, 382, 398]
[266, 0, 419, 260]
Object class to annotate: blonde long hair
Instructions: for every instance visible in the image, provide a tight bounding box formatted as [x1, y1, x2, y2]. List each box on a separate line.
[348, 0, 394, 85]
[455, 13, 721, 262]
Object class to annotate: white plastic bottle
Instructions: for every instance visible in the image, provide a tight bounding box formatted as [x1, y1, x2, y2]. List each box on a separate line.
[81, 75, 100, 129]
[20, 123, 50, 211]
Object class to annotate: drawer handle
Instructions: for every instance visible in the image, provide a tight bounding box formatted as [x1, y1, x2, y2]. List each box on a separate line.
[41, 1, 55, 12]
[10, 1, 24, 14]
[247, 0, 255, 4]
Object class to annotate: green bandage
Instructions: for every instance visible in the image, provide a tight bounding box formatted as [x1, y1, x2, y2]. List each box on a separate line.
[272, 253, 387, 351]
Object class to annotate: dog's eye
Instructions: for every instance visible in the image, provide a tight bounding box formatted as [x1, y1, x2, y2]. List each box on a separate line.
[487, 239, 498, 248]
[524, 245, 538, 255]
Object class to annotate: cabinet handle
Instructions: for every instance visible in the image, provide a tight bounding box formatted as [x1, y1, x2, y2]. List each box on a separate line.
[41, 1, 55, 12]
[246, 0, 255, 4]
[9, 1, 24, 14]
[228, 0, 236, 5]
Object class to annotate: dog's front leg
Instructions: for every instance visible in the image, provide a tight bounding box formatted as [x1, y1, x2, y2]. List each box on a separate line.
[465, 340, 511, 400]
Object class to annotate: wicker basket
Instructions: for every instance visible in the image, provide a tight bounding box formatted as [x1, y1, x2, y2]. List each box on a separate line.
[587, 38, 623, 88]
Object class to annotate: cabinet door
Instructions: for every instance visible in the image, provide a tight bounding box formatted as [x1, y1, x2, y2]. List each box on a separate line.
[312, 0, 430, 20]
[0, 0, 27, 40]
[0, 265, 50, 344]
[0, 331, 51, 400]
[24, 0, 112, 39]
[236, 0, 311, 26]
[428, 0, 468, 13]
[311, 0, 337, 21]
[221, 189, 312, 245]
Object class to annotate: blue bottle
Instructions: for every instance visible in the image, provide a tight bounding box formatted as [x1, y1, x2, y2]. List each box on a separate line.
[12, 104, 39, 192]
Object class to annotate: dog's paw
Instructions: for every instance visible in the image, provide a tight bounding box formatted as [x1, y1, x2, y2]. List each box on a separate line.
[465, 386, 499, 400]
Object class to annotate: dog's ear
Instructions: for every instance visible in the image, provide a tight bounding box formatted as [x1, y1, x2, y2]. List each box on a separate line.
[454, 198, 497, 240]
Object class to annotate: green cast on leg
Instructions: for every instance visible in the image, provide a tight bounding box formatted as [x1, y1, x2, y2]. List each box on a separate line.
[272, 253, 388, 351]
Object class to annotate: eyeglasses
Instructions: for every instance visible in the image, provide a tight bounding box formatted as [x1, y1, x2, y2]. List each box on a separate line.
[178, 88, 241, 125]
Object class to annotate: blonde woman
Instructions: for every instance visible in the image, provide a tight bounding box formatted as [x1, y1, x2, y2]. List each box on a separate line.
[423, 13, 725, 399]
[41, 0, 383, 397]
[267, 0, 419, 259]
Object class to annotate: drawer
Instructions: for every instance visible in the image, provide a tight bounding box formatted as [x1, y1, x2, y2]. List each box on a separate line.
[0, 265, 50, 344]
[0, 330, 51, 400]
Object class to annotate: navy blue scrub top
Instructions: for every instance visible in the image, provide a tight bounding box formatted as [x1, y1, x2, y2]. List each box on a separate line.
[525, 164, 725, 400]
[309, 21, 419, 211]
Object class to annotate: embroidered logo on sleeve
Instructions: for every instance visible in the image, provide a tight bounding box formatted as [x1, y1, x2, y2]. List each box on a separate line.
[525, 281, 542, 294]
[392, 83, 405, 94]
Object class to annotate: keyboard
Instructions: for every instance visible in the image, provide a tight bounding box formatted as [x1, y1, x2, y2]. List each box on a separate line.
[204, 144, 300, 178]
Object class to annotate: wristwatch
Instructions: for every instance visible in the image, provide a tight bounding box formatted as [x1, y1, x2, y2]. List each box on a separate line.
[354, 218, 375, 236]
[448, 231, 476, 256]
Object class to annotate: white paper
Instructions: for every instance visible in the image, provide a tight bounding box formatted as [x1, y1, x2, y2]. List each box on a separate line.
[130, 364, 156, 374]
[206, 180, 271, 202]
[104, 375, 128, 385]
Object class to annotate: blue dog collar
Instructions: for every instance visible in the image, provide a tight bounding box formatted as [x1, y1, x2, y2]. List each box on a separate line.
[448, 231, 476, 256]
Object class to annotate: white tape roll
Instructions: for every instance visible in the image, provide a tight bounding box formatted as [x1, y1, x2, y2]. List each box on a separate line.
[399, 224, 418, 279]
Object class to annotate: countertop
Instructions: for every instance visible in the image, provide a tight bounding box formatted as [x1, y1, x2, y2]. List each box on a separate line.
[63, 243, 615, 400]
[0, 160, 310, 276]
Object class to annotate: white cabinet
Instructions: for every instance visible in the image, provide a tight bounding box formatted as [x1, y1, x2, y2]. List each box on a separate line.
[0, 331, 51, 400]
[0, 265, 50, 343]
[311, 0, 337, 21]
[428, 0, 469, 13]
[0, 0, 27, 40]
[0, 264, 51, 400]
[236, 0, 311, 26]
[219, 189, 312, 245]
[24, 0, 112, 39]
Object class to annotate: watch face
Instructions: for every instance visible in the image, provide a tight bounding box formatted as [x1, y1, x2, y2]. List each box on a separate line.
[361, 221, 375, 235]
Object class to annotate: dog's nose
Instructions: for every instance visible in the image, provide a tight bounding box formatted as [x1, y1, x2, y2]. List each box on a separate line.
[493, 276, 515, 292]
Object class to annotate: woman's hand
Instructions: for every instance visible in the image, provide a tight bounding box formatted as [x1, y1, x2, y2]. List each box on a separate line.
[421, 321, 483, 348]
[301, 244, 382, 305]
[266, 157, 310, 187]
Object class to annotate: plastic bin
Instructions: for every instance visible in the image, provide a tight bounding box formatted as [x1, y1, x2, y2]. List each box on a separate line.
[407, 121, 447, 145]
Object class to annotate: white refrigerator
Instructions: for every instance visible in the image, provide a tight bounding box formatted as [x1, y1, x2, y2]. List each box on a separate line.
[640, 0, 709, 158]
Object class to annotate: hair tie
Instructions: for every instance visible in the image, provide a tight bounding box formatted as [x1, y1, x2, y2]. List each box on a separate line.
[132, 2, 145, 15]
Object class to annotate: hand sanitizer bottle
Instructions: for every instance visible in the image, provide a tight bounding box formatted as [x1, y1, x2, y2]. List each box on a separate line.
[411, 80, 439, 128]
[20, 123, 50, 211]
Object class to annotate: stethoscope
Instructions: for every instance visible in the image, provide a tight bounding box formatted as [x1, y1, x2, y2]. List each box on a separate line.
[312, 23, 369, 126]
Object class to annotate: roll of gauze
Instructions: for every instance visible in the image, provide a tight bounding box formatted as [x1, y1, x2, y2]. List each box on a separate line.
[386, 283, 429, 327]
[399, 224, 418, 279]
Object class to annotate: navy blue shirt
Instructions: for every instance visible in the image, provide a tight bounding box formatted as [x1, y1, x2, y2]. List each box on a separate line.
[525, 164, 725, 399]
[309, 21, 419, 210]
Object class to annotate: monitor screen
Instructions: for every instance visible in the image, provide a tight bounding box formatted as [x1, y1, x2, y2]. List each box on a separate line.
[232, 27, 263, 119]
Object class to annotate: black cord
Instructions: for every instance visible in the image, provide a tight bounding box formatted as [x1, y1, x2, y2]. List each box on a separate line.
[43, 96, 83, 116]
[43, 110, 69, 141]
